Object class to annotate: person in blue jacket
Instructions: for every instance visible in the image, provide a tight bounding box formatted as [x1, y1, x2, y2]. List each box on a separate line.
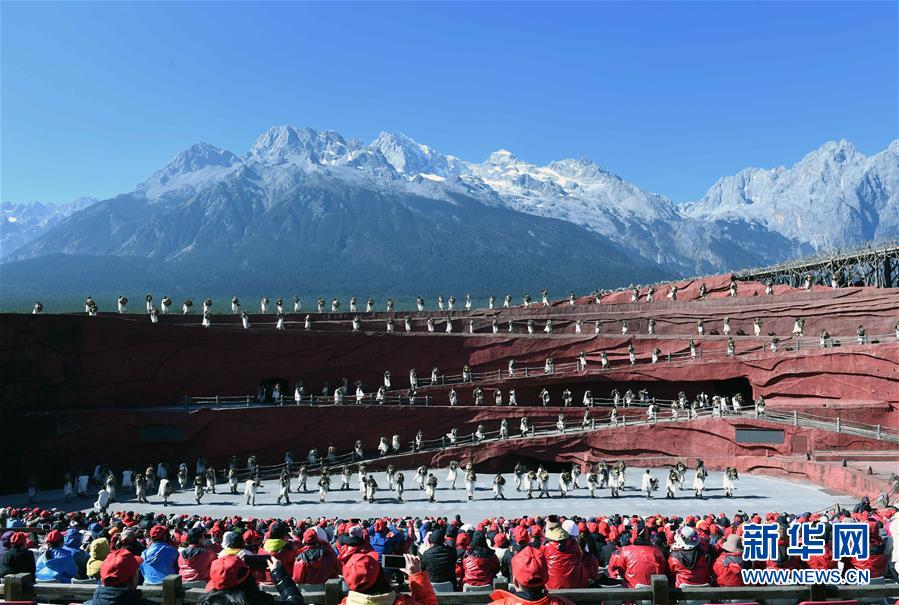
[369, 519, 404, 558]
[63, 527, 90, 578]
[36, 529, 79, 583]
[139, 525, 178, 584]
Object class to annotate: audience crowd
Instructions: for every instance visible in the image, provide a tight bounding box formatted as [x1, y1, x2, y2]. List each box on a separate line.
[1, 502, 897, 605]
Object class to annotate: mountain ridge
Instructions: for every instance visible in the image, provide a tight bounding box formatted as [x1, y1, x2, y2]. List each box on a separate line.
[2, 127, 896, 300]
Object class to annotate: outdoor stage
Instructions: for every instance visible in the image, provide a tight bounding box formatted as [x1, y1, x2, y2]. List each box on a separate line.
[4, 468, 852, 519]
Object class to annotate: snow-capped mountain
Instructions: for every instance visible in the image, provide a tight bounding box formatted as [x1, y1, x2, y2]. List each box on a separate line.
[4, 126, 668, 296]
[3, 126, 896, 300]
[1, 197, 97, 257]
[684, 140, 899, 249]
[137, 142, 241, 199]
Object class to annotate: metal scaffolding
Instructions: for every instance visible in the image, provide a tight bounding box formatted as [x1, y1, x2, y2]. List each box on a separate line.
[734, 239, 899, 288]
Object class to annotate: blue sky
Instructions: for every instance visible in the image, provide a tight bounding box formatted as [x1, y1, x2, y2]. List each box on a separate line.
[2, 1, 896, 204]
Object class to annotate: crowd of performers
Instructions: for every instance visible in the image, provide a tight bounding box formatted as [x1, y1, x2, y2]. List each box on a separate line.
[37, 273, 885, 318]
[32, 455, 743, 511]
[1, 493, 895, 592]
[32, 291, 899, 351]
[273, 367, 766, 421]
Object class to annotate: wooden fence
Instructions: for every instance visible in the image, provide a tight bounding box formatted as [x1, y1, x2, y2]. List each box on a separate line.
[4, 573, 899, 605]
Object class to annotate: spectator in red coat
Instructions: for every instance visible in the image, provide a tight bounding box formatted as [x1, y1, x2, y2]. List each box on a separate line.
[259, 521, 298, 582]
[488, 546, 575, 605]
[805, 524, 837, 571]
[766, 527, 804, 571]
[178, 527, 217, 582]
[847, 522, 888, 579]
[608, 527, 667, 587]
[541, 520, 588, 589]
[667, 527, 711, 587]
[712, 535, 746, 587]
[293, 528, 340, 585]
[341, 552, 437, 605]
[337, 526, 373, 564]
[461, 531, 501, 588]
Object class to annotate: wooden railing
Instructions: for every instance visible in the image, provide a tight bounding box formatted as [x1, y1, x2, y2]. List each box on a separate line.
[5, 572, 898, 605]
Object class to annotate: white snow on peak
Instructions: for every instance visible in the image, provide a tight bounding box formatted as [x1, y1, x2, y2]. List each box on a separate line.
[138, 142, 240, 199]
[466, 148, 677, 229]
[121, 124, 895, 261]
[247, 125, 361, 167]
[370, 131, 467, 178]
[685, 139, 899, 249]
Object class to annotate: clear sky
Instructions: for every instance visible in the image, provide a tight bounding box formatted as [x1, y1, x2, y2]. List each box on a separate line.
[2, 1, 896, 204]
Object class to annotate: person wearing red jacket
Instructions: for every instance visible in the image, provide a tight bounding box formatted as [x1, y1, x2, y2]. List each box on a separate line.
[667, 527, 711, 587]
[805, 524, 837, 571]
[847, 524, 888, 579]
[541, 521, 588, 589]
[461, 531, 501, 588]
[177, 527, 217, 582]
[258, 521, 298, 582]
[341, 552, 437, 605]
[338, 526, 374, 564]
[608, 528, 668, 587]
[766, 534, 804, 571]
[489, 546, 575, 605]
[712, 535, 746, 587]
[293, 528, 341, 585]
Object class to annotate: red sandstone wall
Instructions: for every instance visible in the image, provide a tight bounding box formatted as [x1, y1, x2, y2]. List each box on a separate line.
[3, 282, 897, 492]
[2, 287, 897, 414]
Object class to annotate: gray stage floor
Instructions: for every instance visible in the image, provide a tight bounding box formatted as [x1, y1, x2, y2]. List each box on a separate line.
[5, 468, 854, 520]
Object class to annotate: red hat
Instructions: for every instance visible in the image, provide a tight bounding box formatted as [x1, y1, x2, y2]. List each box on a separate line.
[149, 526, 169, 541]
[302, 528, 318, 544]
[512, 526, 529, 544]
[10, 532, 26, 547]
[45, 529, 64, 545]
[493, 533, 509, 548]
[100, 549, 143, 587]
[206, 556, 251, 592]
[511, 546, 548, 589]
[373, 519, 386, 532]
[342, 552, 382, 591]
[242, 530, 260, 545]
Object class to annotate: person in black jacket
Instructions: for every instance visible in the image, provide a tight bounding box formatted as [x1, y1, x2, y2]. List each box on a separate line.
[198, 556, 303, 605]
[0, 532, 35, 578]
[598, 536, 619, 569]
[419, 528, 458, 590]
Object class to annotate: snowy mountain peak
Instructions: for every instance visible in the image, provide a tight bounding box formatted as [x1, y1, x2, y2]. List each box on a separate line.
[802, 139, 859, 166]
[248, 125, 360, 166]
[686, 138, 899, 249]
[370, 131, 465, 178]
[137, 142, 240, 199]
[485, 149, 519, 165]
[547, 157, 608, 181]
[166, 142, 239, 173]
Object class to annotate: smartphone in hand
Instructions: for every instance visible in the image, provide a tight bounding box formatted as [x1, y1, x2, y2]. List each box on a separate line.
[244, 554, 273, 570]
[382, 554, 406, 569]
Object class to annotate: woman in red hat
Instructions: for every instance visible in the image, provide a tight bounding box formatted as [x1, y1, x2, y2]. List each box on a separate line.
[0, 532, 35, 577]
[200, 555, 303, 605]
[341, 553, 436, 605]
[36, 529, 78, 583]
[489, 546, 574, 605]
[292, 528, 340, 585]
